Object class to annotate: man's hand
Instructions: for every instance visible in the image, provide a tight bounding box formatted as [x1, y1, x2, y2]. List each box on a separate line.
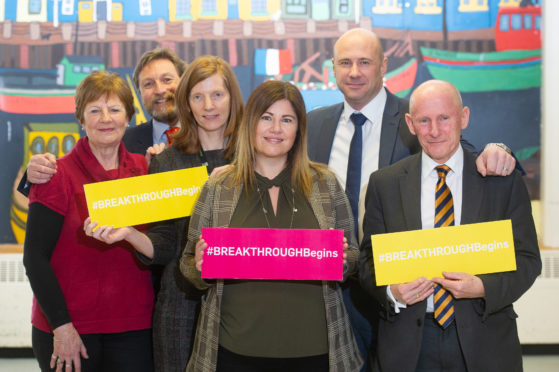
[27, 153, 57, 184]
[432, 272, 485, 299]
[390, 277, 434, 305]
[476, 143, 516, 177]
[145, 143, 167, 167]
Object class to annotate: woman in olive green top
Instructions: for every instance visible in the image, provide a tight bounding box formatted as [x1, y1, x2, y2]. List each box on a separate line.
[180, 80, 363, 372]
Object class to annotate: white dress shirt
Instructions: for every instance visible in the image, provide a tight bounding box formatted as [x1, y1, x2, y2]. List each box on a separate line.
[329, 88, 387, 241]
[388, 145, 464, 313]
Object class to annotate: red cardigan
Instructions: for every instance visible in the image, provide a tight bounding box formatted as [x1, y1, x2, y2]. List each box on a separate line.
[28, 137, 153, 334]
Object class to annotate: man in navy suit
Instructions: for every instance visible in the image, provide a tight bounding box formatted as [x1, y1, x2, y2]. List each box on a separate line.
[19, 48, 186, 188]
[306, 28, 517, 371]
[359, 80, 540, 372]
[123, 48, 186, 154]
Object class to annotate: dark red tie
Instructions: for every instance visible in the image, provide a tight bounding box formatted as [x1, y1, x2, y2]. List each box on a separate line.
[164, 126, 179, 145]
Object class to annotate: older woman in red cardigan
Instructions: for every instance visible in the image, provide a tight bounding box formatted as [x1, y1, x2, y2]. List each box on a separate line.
[23, 71, 153, 372]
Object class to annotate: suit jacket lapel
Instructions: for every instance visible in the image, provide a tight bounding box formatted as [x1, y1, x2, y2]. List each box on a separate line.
[400, 154, 422, 230]
[461, 150, 484, 225]
[379, 90, 404, 169]
[315, 103, 343, 164]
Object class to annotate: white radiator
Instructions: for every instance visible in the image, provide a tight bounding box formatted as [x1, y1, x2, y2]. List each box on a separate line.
[0, 254, 32, 347]
[0, 250, 558, 347]
[515, 249, 559, 343]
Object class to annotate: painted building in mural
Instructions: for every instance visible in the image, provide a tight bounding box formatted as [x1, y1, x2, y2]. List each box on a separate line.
[0, 0, 543, 244]
[0, 0, 542, 27]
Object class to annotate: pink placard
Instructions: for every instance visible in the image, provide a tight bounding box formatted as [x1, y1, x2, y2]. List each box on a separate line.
[201, 228, 343, 280]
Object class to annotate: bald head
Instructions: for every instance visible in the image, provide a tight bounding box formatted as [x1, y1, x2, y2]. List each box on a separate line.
[405, 80, 470, 164]
[334, 28, 384, 62]
[409, 80, 463, 116]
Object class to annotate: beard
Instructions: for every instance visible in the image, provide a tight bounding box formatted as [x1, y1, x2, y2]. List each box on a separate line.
[145, 91, 178, 124]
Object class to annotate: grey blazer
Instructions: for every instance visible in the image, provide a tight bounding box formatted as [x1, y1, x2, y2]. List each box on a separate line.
[180, 168, 363, 372]
[359, 149, 541, 372]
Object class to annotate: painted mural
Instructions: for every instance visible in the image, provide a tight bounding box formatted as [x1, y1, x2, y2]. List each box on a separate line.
[0, 0, 542, 244]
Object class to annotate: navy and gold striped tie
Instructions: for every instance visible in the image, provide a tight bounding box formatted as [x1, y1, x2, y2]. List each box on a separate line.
[433, 165, 455, 328]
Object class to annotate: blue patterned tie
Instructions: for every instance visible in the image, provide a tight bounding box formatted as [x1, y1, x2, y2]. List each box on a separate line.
[433, 165, 455, 328]
[346, 112, 367, 237]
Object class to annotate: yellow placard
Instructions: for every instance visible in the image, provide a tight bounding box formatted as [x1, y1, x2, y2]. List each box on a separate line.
[371, 220, 516, 286]
[84, 167, 208, 228]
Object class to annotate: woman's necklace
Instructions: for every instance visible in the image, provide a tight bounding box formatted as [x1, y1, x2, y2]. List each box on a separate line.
[256, 185, 297, 229]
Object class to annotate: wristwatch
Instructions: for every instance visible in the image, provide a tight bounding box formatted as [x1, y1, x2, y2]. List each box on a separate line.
[489, 143, 512, 155]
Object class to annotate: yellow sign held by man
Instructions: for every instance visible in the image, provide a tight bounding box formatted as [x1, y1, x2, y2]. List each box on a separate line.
[371, 220, 516, 286]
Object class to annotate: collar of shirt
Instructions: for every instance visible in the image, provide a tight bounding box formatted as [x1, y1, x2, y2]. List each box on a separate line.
[420, 144, 464, 228]
[152, 119, 181, 146]
[341, 87, 387, 132]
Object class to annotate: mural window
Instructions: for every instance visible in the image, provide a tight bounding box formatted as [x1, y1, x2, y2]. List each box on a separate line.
[373, 0, 402, 14]
[62, 0, 74, 15]
[415, 0, 442, 14]
[285, 0, 307, 15]
[73, 66, 81, 73]
[535, 15, 541, 30]
[511, 14, 522, 30]
[29, 0, 41, 14]
[499, 14, 509, 31]
[458, 0, 488, 11]
[83, 66, 92, 73]
[524, 14, 532, 30]
[338, 0, 350, 14]
[251, 0, 268, 15]
[139, 0, 152, 16]
[201, 0, 218, 13]
[176, 0, 191, 19]
[498, 0, 520, 6]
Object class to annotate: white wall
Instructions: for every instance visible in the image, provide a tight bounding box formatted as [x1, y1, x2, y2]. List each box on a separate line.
[541, 1, 559, 248]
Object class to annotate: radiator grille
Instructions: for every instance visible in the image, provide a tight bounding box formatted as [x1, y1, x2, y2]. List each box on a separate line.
[540, 250, 559, 279]
[0, 254, 28, 283]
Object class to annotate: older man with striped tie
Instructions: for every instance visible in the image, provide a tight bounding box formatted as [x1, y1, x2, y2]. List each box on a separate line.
[359, 80, 541, 372]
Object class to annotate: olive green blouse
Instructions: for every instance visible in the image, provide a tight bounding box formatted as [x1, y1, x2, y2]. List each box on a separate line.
[219, 167, 328, 358]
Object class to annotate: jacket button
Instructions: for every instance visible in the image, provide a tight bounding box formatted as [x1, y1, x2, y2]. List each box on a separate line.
[417, 318, 422, 327]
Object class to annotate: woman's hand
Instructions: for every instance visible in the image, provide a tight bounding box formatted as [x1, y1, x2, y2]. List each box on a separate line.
[209, 164, 231, 178]
[83, 217, 132, 244]
[51, 323, 88, 372]
[342, 236, 349, 265]
[195, 236, 207, 272]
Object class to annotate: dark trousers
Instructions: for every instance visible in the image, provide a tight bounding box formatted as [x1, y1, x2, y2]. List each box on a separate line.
[415, 314, 468, 372]
[32, 326, 153, 372]
[216, 345, 329, 372]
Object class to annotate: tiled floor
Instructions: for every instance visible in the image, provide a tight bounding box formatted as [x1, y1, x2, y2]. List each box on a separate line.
[0, 355, 558, 371]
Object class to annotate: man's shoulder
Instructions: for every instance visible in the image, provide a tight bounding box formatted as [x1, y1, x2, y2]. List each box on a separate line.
[373, 153, 419, 180]
[122, 120, 153, 154]
[124, 120, 153, 136]
[307, 103, 344, 121]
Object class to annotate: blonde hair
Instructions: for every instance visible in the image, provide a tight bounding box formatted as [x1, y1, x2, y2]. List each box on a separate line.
[173, 55, 243, 156]
[227, 80, 326, 197]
